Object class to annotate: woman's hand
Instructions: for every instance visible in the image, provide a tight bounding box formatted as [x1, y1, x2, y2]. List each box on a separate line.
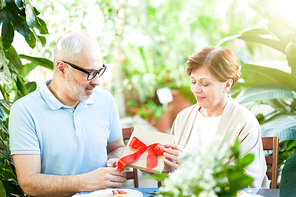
[163, 143, 183, 169]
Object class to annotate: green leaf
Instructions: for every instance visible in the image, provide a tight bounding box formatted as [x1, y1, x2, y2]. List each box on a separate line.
[0, 8, 15, 49]
[131, 73, 156, 102]
[5, 45, 22, 71]
[16, 75, 27, 96]
[285, 42, 296, 59]
[286, 140, 296, 151]
[25, 2, 35, 27]
[287, 57, 296, 75]
[261, 114, 296, 142]
[15, 0, 23, 8]
[267, 21, 296, 45]
[32, 6, 40, 15]
[239, 35, 286, 54]
[285, 43, 296, 75]
[238, 154, 254, 168]
[216, 35, 240, 47]
[1, 179, 23, 196]
[0, 106, 5, 120]
[216, 27, 271, 47]
[4, 1, 30, 38]
[35, 16, 49, 34]
[0, 48, 12, 84]
[240, 27, 271, 36]
[235, 83, 295, 104]
[265, 99, 289, 113]
[0, 0, 4, 9]
[20, 62, 38, 77]
[216, 28, 286, 54]
[19, 54, 53, 70]
[2, 168, 17, 180]
[240, 64, 296, 92]
[0, 134, 8, 156]
[148, 171, 169, 182]
[0, 99, 12, 111]
[123, 45, 147, 73]
[13, 92, 23, 102]
[30, 28, 46, 46]
[0, 180, 6, 197]
[216, 34, 286, 54]
[36, 35, 46, 46]
[280, 150, 296, 197]
[0, 48, 10, 74]
[25, 81, 37, 93]
[25, 30, 36, 48]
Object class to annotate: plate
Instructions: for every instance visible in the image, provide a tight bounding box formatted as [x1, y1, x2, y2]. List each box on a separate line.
[88, 189, 143, 197]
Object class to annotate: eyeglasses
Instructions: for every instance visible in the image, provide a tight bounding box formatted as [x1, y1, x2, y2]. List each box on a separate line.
[62, 61, 107, 81]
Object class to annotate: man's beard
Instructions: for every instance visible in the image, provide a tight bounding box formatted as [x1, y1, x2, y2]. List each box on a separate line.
[65, 74, 94, 101]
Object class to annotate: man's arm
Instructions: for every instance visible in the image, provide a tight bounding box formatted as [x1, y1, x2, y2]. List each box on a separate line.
[106, 136, 125, 167]
[13, 154, 126, 197]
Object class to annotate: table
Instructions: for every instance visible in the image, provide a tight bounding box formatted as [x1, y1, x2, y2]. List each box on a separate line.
[258, 189, 280, 197]
[132, 188, 280, 197]
[79, 188, 280, 197]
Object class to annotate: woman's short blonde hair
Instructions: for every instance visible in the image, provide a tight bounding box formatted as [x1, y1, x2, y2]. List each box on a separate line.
[186, 47, 240, 88]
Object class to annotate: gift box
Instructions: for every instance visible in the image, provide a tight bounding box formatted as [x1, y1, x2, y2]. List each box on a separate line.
[118, 127, 174, 173]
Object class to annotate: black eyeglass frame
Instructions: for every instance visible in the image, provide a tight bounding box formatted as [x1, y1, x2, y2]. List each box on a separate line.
[62, 60, 106, 81]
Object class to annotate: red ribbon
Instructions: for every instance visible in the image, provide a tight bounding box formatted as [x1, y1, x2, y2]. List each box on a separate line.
[117, 137, 164, 172]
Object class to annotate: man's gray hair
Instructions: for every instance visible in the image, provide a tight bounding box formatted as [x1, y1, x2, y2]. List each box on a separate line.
[53, 32, 98, 64]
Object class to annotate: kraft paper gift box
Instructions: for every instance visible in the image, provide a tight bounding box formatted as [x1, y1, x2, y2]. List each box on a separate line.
[120, 127, 174, 173]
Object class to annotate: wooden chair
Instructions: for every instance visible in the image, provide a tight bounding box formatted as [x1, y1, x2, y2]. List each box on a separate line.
[262, 136, 279, 189]
[122, 127, 139, 188]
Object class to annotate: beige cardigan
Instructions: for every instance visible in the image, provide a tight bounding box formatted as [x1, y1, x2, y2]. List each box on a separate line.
[171, 97, 269, 188]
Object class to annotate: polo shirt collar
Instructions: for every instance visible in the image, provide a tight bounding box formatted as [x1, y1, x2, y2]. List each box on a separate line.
[40, 80, 94, 110]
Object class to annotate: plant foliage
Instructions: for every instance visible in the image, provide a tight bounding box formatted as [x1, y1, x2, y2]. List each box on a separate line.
[117, 0, 258, 121]
[0, 0, 52, 196]
[217, 0, 296, 188]
[158, 140, 254, 197]
[280, 150, 296, 197]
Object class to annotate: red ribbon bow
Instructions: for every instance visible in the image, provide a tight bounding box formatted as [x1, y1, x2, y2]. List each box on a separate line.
[117, 137, 164, 172]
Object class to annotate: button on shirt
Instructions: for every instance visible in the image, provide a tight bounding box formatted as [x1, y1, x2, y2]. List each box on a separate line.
[9, 81, 121, 175]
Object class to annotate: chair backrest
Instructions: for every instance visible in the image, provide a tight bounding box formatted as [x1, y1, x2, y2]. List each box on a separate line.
[262, 136, 279, 189]
[122, 127, 139, 188]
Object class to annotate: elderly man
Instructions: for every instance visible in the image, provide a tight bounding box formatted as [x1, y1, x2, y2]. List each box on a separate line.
[9, 32, 126, 196]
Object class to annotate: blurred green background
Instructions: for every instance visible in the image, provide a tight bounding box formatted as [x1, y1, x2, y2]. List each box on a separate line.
[1, 0, 296, 196]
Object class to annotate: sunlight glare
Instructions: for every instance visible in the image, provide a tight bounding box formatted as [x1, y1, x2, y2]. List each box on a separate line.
[273, 0, 296, 26]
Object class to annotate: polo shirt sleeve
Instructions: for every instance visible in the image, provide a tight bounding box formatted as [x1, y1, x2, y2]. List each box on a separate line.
[107, 95, 122, 143]
[9, 100, 40, 155]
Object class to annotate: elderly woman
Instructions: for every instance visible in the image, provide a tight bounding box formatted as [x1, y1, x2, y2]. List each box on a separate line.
[163, 47, 269, 188]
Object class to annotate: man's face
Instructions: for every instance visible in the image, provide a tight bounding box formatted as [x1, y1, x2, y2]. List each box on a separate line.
[64, 50, 103, 101]
[65, 70, 96, 101]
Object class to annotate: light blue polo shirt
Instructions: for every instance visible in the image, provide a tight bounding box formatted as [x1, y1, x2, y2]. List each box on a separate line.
[9, 81, 121, 175]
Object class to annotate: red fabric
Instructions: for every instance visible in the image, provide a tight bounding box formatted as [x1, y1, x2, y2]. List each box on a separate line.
[117, 137, 164, 172]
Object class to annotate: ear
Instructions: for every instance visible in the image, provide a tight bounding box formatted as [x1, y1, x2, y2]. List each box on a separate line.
[56, 61, 67, 78]
[224, 79, 233, 93]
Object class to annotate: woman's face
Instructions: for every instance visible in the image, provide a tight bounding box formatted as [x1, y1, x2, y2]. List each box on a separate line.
[190, 66, 231, 113]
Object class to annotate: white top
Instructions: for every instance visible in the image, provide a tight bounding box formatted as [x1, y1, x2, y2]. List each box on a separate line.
[171, 97, 269, 188]
[185, 112, 221, 152]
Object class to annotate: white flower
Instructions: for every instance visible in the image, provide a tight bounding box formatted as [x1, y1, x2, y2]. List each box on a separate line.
[160, 140, 237, 197]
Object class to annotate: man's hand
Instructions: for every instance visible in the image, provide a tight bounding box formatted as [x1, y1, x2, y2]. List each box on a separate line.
[13, 154, 126, 197]
[80, 167, 126, 192]
[107, 158, 119, 167]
